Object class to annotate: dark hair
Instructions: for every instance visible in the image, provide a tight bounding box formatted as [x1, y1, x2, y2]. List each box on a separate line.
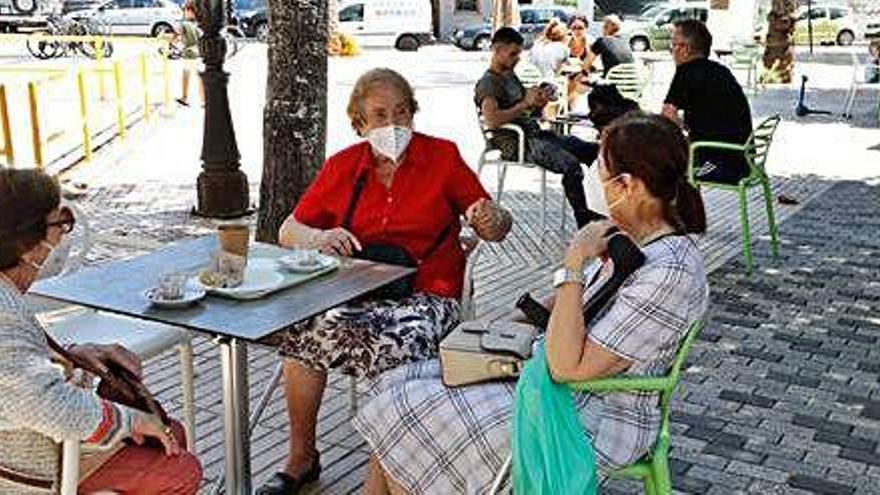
[600, 112, 707, 234]
[674, 19, 712, 58]
[567, 14, 589, 28]
[0, 169, 60, 270]
[492, 27, 524, 47]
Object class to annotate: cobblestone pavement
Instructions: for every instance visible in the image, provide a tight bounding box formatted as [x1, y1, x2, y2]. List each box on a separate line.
[627, 180, 880, 495]
[30, 44, 880, 493]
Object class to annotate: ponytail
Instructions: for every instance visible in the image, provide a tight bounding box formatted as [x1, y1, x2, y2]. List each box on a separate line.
[673, 180, 706, 234]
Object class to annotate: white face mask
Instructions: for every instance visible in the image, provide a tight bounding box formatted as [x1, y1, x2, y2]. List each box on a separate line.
[596, 175, 626, 217]
[33, 237, 71, 280]
[366, 125, 412, 163]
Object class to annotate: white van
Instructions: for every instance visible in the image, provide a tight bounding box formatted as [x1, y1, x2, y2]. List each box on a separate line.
[338, 0, 434, 51]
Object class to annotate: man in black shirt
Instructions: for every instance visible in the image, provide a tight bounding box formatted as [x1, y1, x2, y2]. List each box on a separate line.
[663, 19, 753, 185]
[475, 28, 603, 227]
[588, 15, 634, 76]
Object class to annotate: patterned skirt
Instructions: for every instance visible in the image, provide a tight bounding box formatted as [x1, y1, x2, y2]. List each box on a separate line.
[279, 294, 460, 379]
[353, 359, 658, 495]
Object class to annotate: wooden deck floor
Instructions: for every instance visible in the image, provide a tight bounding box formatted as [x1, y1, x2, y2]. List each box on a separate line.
[79, 174, 831, 494]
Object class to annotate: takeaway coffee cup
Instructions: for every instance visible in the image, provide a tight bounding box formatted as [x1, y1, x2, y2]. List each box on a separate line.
[218, 223, 249, 258]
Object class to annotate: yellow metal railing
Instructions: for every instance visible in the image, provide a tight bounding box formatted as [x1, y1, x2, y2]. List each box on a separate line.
[0, 34, 172, 169]
[0, 85, 13, 167]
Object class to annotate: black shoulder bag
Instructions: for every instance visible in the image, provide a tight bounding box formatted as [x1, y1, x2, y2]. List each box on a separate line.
[342, 170, 454, 300]
[516, 230, 647, 329]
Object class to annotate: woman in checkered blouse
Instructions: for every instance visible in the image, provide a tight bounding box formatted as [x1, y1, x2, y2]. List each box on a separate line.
[353, 113, 710, 494]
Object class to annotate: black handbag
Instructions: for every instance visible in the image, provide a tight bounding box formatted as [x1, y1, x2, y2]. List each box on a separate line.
[342, 170, 454, 300]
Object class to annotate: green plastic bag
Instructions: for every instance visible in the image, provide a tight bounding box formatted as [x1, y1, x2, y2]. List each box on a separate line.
[512, 342, 599, 494]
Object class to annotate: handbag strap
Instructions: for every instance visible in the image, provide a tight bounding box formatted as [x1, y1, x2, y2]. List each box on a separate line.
[0, 463, 53, 491]
[341, 155, 456, 264]
[42, 330, 170, 425]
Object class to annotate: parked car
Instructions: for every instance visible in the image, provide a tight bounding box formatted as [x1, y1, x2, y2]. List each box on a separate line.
[619, 2, 707, 52]
[754, 4, 861, 46]
[71, 0, 182, 36]
[793, 4, 858, 46]
[337, 0, 434, 51]
[61, 0, 103, 15]
[451, 4, 576, 51]
[230, 0, 267, 41]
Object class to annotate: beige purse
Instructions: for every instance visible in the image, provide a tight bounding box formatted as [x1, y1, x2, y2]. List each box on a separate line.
[439, 320, 539, 387]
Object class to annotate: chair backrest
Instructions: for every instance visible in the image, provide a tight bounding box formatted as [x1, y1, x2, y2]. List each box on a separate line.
[515, 61, 544, 88]
[647, 315, 708, 462]
[743, 114, 781, 179]
[658, 317, 707, 414]
[604, 63, 648, 101]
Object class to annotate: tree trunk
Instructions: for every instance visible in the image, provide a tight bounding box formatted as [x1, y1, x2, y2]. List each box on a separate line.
[328, 0, 339, 35]
[492, 0, 520, 32]
[762, 0, 797, 83]
[257, 0, 328, 243]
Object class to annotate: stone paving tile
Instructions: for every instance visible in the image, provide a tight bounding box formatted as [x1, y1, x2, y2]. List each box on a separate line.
[639, 180, 880, 495]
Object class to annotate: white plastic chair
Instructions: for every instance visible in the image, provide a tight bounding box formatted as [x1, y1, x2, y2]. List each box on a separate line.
[842, 54, 879, 121]
[475, 111, 568, 233]
[32, 205, 196, 495]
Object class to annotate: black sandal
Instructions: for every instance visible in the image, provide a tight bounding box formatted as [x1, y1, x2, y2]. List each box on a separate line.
[256, 456, 321, 495]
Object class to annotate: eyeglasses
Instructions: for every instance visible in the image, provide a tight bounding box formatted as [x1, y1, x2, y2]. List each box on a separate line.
[571, 25, 585, 31]
[47, 207, 75, 234]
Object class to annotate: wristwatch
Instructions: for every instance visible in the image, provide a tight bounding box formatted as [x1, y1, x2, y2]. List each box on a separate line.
[553, 267, 584, 288]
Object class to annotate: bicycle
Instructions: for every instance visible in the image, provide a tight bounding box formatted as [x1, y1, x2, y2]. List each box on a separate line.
[26, 14, 113, 60]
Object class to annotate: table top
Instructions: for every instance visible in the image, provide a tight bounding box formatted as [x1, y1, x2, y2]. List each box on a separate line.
[31, 236, 415, 344]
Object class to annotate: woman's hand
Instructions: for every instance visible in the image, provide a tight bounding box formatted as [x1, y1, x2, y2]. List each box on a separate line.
[314, 228, 362, 257]
[131, 412, 180, 457]
[69, 343, 142, 379]
[564, 220, 616, 269]
[465, 199, 512, 242]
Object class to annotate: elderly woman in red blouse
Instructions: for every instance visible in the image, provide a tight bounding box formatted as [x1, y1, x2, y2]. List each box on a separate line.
[257, 68, 513, 495]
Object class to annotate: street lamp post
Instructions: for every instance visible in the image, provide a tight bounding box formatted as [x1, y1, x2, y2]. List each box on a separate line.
[194, 0, 250, 218]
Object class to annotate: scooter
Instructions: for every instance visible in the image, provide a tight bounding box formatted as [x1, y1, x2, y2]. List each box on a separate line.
[795, 75, 832, 117]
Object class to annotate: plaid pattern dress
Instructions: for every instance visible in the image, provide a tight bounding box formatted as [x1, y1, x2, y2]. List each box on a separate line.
[353, 236, 708, 494]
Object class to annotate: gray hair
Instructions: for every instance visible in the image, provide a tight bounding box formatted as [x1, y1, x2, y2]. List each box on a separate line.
[346, 68, 419, 131]
[603, 14, 622, 34]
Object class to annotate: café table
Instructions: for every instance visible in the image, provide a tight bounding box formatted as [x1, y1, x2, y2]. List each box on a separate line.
[30, 236, 415, 495]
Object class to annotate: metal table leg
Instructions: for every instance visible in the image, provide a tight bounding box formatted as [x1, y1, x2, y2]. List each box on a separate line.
[219, 337, 251, 495]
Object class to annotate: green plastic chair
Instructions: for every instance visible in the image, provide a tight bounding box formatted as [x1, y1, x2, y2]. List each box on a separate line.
[688, 114, 781, 274]
[730, 42, 761, 92]
[490, 317, 708, 495]
[604, 62, 650, 102]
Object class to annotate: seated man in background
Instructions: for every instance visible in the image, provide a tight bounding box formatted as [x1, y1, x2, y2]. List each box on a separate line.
[663, 19, 753, 185]
[586, 15, 634, 76]
[476, 27, 603, 228]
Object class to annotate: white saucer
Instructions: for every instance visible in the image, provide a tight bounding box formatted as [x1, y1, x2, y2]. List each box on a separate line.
[145, 283, 206, 309]
[204, 258, 285, 299]
[277, 251, 338, 273]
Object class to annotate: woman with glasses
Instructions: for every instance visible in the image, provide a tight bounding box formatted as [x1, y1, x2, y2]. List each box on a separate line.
[0, 169, 202, 494]
[258, 68, 512, 494]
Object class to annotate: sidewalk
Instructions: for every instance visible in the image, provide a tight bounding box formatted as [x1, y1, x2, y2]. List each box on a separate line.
[51, 44, 880, 493]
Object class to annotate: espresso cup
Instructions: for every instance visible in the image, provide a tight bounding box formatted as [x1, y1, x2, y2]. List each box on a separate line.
[218, 223, 249, 258]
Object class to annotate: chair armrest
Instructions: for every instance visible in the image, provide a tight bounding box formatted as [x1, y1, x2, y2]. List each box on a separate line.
[569, 376, 673, 394]
[499, 123, 527, 163]
[688, 141, 747, 182]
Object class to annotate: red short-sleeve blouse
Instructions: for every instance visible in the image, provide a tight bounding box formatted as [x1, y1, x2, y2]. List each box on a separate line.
[292, 132, 491, 299]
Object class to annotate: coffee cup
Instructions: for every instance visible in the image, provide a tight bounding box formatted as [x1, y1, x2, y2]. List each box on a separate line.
[158, 272, 188, 300]
[218, 223, 249, 258]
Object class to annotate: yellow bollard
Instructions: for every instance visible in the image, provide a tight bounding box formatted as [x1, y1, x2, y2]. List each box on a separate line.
[96, 37, 107, 101]
[162, 43, 171, 114]
[27, 81, 43, 169]
[77, 70, 92, 162]
[113, 61, 126, 139]
[0, 85, 14, 167]
[140, 53, 150, 122]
